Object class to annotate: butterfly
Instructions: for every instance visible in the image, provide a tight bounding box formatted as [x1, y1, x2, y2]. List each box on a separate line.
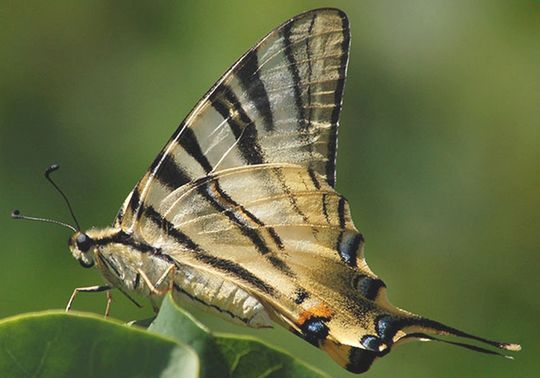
[14, 8, 520, 374]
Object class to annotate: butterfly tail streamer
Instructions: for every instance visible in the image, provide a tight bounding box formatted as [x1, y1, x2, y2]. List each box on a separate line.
[394, 315, 522, 354]
[402, 333, 517, 359]
[313, 309, 522, 374]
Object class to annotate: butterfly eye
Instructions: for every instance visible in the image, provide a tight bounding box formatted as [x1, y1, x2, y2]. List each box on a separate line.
[76, 233, 93, 253]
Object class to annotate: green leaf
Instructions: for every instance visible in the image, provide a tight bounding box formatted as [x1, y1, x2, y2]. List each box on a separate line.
[0, 298, 327, 377]
[0, 311, 199, 378]
[148, 295, 328, 378]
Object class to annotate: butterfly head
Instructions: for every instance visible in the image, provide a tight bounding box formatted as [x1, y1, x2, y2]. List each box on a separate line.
[68, 231, 96, 268]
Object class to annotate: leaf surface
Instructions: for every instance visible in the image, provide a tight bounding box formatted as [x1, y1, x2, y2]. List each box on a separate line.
[0, 311, 199, 378]
[148, 295, 328, 378]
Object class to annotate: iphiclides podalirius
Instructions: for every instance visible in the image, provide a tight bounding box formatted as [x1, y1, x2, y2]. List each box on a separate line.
[13, 8, 520, 374]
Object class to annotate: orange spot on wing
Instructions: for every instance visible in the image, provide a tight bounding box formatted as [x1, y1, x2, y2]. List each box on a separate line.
[297, 303, 334, 325]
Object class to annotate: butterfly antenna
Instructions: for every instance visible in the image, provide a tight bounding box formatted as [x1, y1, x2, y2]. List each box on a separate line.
[11, 209, 77, 233]
[44, 164, 81, 230]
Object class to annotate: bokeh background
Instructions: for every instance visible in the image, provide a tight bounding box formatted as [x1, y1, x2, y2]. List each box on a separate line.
[1, 1, 538, 377]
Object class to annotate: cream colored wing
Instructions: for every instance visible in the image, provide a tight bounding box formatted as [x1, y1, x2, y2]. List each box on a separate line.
[108, 7, 518, 374]
[131, 164, 520, 373]
[116, 8, 349, 232]
[139, 164, 365, 271]
[130, 163, 392, 372]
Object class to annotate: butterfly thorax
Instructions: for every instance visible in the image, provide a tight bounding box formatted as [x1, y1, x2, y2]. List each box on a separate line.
[68, 228, 172, 295]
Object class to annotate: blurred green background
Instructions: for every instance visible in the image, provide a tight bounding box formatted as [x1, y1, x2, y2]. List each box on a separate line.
[1, 1, 538, 377]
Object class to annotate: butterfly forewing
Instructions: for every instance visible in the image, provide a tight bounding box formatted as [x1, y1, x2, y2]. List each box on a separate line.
[116, 9, 349, 232]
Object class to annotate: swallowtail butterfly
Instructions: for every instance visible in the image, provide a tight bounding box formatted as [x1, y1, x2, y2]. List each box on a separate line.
[15, 8, 520, 374]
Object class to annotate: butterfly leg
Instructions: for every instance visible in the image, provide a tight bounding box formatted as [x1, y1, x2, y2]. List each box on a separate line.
[66, 284, 112, 312]
[138, 265, 176, 296]
[155, 264, 176, 290]
[104, 290, 113, 318]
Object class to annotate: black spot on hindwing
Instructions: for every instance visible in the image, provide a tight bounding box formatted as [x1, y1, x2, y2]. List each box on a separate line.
[352, 275, 386, 301]
[346, 348, 378, 374]
[294, 288, 309, 304]
[300, 317, 330, 346]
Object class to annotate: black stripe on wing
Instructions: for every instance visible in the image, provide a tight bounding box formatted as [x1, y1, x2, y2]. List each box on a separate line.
[236, 53, 274, 132]
[210, 85, 266, 165]
[177, 126, 213, 172]
[282, 19, 307, 132]
[145, 146, 286, 258]
[198, 180, 271, 255]
[192, 175, 290, 273]
[143, 205, 275, 294]
[116, 9, 350, 230]
[153, 151, 192, 190]
[326, 11, 350, 188]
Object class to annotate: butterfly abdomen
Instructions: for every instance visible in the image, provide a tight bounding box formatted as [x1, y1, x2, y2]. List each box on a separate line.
[171, 263, 273, 327]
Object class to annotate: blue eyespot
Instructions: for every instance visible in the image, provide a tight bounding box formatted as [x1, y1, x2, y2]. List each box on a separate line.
[301, 317, 330, 346]
[361, 335, 383, 351]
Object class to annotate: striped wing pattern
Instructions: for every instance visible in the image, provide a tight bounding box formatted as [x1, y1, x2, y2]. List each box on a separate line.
[112, 8, 397, 372]
[138, 164, 365, 280]
[105, 8, 519, 375]
[134, 163, 389, 371]
[116, 8, 349, 232]
[114, 8, 382, 370]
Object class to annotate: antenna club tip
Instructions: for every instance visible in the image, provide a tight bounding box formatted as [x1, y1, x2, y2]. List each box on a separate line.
[45, 164, 60, 176]
[11, 209, 21, 218]
[502, 343, 521, 352]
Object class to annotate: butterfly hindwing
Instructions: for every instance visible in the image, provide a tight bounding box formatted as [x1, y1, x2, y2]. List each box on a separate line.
[131, 162, 391, 371]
